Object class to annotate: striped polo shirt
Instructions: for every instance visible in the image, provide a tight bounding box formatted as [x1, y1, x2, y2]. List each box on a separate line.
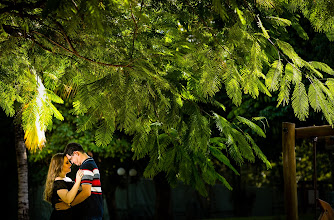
[81, 158, 102, 195]
[76, 157, 103, 218]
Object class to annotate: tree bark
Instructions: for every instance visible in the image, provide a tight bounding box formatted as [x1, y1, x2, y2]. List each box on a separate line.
[14, 119, 29, 220]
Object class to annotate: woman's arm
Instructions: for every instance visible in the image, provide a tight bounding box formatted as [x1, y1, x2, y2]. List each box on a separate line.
[56, 170, 83, 204]
[69, 184, 91, 206]
[55, 184, 91, 211]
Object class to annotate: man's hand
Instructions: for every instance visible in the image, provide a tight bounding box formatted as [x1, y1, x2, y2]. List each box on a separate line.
[55, 200, 70, 210]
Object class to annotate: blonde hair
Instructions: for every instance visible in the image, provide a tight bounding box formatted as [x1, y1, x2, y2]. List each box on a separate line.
[43, 153, 64, 203]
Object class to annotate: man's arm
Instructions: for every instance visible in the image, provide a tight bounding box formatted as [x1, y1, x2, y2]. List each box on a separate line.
[55, 201, 70, 211]
[70, 184, 91, 207]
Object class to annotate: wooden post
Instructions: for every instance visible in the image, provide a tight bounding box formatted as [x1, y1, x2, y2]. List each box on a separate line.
[313, 137, 318, 220]
[282, 122, 298, 220]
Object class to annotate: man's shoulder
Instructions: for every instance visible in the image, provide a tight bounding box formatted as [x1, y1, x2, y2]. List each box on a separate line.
[80, 157, 99, 170]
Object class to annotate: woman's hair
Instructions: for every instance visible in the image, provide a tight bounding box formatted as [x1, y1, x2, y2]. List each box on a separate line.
[43, 153, 64, 203]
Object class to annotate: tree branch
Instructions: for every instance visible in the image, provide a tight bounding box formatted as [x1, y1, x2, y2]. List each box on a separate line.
[1, 1, 133, 68]
[31, 30, 132, 68]
[54, 21, 78, 54]
[253, 15, 303, 77]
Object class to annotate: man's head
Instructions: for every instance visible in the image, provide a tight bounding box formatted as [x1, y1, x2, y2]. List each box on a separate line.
[64, 142, 85, 166]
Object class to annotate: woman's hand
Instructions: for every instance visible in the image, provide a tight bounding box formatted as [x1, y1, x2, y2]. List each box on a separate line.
[76, 169, 84, 182]
[56, 170, 84, 205]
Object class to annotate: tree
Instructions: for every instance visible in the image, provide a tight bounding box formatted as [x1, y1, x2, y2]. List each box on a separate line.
[2, 0, 334, 218]
[0, 51, 64, 219]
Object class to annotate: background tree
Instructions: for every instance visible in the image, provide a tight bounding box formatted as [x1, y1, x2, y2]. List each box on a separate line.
[0, 49, 64, 219]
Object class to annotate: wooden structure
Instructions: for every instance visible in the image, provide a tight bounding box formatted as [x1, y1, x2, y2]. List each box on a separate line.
[318, 199, 334, 220]
[282, 123, 334, 220]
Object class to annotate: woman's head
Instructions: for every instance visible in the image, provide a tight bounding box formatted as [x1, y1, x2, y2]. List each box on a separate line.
[49, 153, 65, 175]
[43, 153, 71, 203]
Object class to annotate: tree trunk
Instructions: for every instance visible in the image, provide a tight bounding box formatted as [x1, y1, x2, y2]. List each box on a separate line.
[14, 120, 29, 220]
[154, 172, 172, 220]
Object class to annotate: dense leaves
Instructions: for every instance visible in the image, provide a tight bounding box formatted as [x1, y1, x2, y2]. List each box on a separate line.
[1, 0, 334, 194]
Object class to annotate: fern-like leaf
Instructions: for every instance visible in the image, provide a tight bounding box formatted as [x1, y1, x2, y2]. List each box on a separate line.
[267, 16, 292, 26]
[224, 61, 242, 106]
[277, 64, 293, 106]
[226, 77, 242, 106]
[215, 173, 233, 190]
[209, 146, 239, 175]
[46, 89, 64, 104]
[326, 79, 334, 97]
[291, 17, 309, 40]
[244, 133, 272, 169]
[236, 116, 266, 138]
[292, 82, 309, 120]
[308, 80, 324, 112]
[212, 0, 228, 21]
[95, 119, 115, 147]
[228, 143, 244, 166]
[291, 64, 302, 85]
[309, 61, 334, 75]
[265, 60, 283, 91]
[231, 129, 255, 162]
[276, 39, 303, 67]
[256, 0, 275, 8]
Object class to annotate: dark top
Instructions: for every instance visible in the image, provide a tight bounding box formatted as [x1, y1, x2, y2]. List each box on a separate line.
[50, 179, 74, 220]
[76, 157, 103, 219]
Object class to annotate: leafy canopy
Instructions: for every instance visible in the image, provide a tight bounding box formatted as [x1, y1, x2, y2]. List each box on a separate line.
[1, 0, 334, 195]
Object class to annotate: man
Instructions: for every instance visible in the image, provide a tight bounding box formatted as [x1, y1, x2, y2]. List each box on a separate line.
[56, 142, 103, 220]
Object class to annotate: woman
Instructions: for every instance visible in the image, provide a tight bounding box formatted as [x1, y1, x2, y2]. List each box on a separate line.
[44, 153, 84, 219]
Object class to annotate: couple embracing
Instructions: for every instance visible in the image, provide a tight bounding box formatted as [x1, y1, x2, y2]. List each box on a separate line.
[44, 143, 103, 220]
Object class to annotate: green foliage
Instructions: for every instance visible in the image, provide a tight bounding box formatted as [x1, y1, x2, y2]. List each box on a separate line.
[1, 0, 334, 195]
[292, 82, 309, 121]
[295, 140, 332, 184]
[29, 105, 132, 162]
[291, 0, 334, 35]
[213, 113, 270, 169]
